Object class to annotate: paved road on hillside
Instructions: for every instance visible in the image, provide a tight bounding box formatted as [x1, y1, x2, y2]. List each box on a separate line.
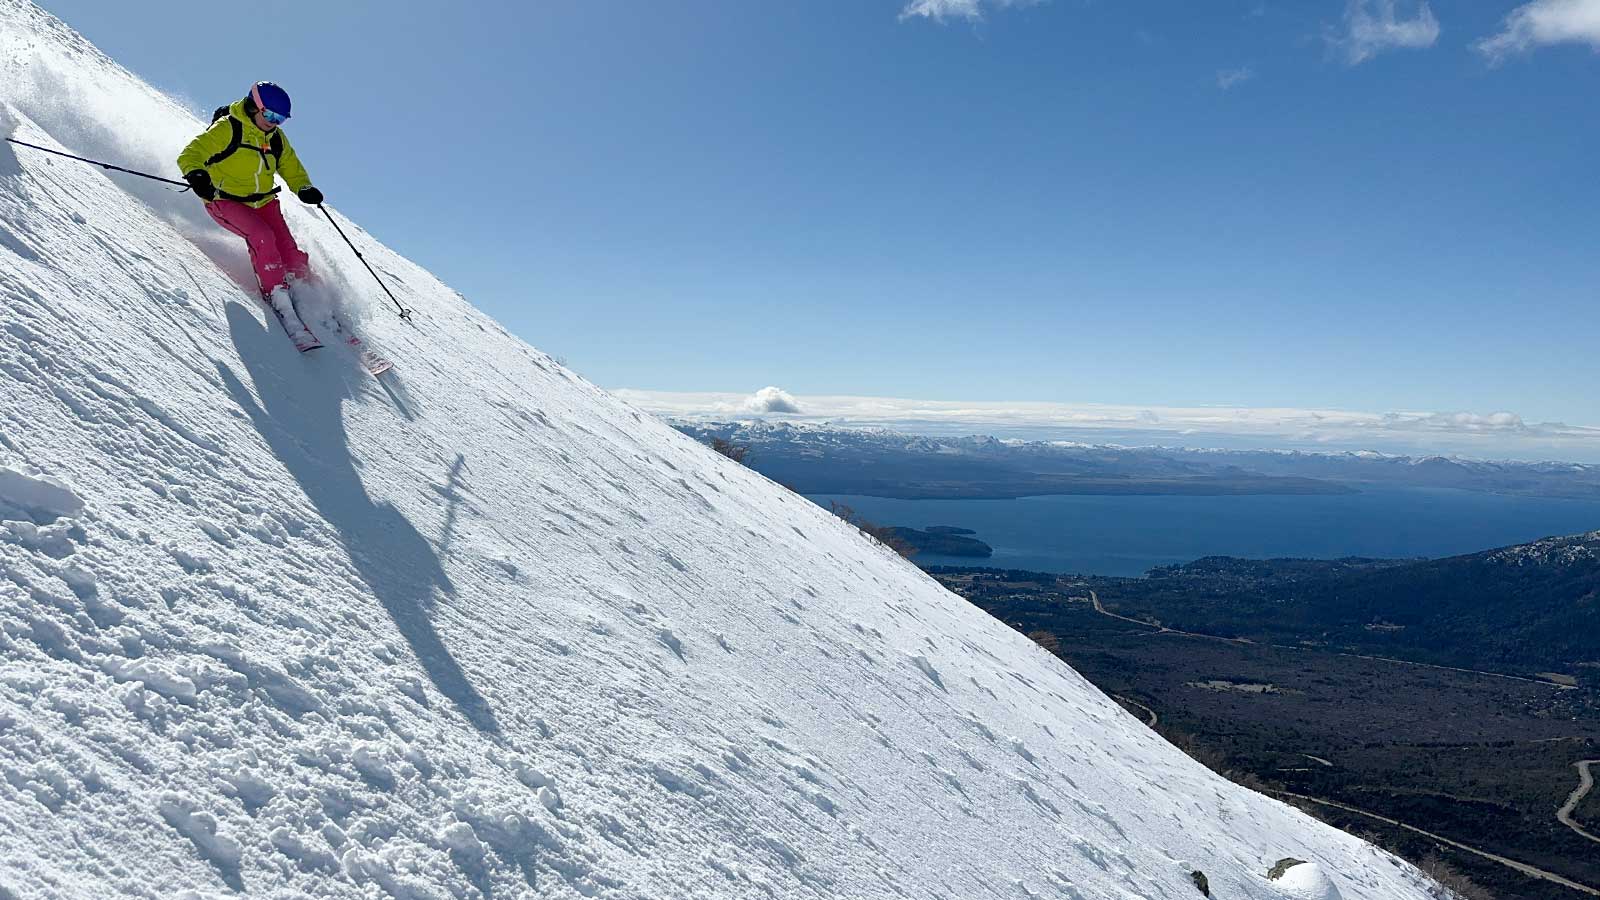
[1266, 789, 1600, 898]
[1558, 760, 1600, 846]
[1083, 590, 1598, 895]
[1112, 694, 1157, 727]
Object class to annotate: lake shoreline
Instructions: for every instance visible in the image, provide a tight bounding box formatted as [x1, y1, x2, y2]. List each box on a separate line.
[809, 487, 1600, 578]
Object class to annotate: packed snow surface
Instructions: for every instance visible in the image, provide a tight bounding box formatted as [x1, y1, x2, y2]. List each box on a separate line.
[0, 2, 1446, 898]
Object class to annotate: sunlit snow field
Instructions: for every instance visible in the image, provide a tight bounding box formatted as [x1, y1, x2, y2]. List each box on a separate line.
[0, 2, 1447, 897]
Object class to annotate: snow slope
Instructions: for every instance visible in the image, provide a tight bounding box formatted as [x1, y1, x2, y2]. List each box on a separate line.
[0, 3, 1446, 898]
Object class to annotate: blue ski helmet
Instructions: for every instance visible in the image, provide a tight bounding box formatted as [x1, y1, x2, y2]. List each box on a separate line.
[249, 81, 291, 119]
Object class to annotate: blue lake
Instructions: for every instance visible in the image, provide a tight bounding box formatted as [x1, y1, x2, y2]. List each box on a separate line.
[808, 488, 1600, 577]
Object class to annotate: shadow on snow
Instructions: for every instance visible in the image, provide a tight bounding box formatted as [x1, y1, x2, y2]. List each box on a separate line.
[218, 301, 501, 736]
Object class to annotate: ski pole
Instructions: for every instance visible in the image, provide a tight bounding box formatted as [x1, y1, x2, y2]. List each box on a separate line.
[8, 137, 413, 322]
[4, 137, 192, 190]
[317, 204, 413, 323]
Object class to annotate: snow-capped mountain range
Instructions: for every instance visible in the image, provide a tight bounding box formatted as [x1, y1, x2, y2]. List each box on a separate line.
[677, 419, 1600, 500]
[0, 3, 1442, 897]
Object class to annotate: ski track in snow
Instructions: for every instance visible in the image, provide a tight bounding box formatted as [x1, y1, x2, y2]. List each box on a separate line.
[0, 3, 1448, 898]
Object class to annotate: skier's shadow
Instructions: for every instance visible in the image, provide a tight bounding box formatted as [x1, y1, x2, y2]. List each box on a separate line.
[218, 302, 501, 736]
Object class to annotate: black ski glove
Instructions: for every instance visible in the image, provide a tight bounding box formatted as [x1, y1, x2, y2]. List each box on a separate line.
[297, 186, 324, 205]
[184, 169, 216, 201]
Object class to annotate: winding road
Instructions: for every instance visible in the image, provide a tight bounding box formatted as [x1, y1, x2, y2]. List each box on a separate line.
[1112, 694, 1157, 727]
[1266, 789, 1600, 898]
[1558, 760, 1600, 846]
[1081, 590, 1600, 895]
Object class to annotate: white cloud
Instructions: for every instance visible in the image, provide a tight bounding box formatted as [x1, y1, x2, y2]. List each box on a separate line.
[899, 0, 1039, 24]
[1330, 0, 1441, 64]
[1476, 0, 1600, 63]
[1216, 66, 1256, 89]
[737, 386, 803, 415]
[1403, 411, 1528, 432]
[613, 389, 1600, 462]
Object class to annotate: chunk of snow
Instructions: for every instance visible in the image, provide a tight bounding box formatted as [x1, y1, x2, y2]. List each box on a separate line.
[59, 562, 96, 598]
[1269, 862, 1345, 900]
[538, 785, 562, 812]
[159, 794, 242, 870]
[437, 821, 485, 857]
[103, 658, 198, 703]
[0, 465, 83, 521]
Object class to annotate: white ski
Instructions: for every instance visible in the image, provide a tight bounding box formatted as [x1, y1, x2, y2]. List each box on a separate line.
[325, 316, 393, 376]
[263, 287, 324, 353]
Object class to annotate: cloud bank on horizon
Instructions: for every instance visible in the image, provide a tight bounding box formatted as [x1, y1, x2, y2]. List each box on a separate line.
[616, 387, 1600, 462]
[740, 386, 803, 415]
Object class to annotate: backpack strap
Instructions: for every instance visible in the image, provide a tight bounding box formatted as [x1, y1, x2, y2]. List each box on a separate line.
[205, 116, 244, 167]
[201, 104, 288, 202]
[203, 105, 285, 167]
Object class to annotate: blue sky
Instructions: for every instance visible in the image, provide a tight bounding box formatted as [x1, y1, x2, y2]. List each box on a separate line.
[38, 0, 1600, 434]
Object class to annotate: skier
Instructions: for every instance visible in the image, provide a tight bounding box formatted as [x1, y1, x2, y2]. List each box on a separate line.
[177, 81, 326, 352]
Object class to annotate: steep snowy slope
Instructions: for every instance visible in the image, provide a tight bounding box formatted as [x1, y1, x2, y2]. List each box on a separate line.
[0, 4, 1446, 898]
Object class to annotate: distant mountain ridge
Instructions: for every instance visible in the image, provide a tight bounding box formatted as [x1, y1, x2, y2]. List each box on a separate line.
[677, 422, 1354, 498]
[676, 421, 1600, 500]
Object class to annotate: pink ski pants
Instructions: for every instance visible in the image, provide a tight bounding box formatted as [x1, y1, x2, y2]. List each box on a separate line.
[206, 198, 310, 296]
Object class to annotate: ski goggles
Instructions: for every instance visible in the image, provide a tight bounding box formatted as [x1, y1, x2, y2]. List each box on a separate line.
[261, 109, 288, 125]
